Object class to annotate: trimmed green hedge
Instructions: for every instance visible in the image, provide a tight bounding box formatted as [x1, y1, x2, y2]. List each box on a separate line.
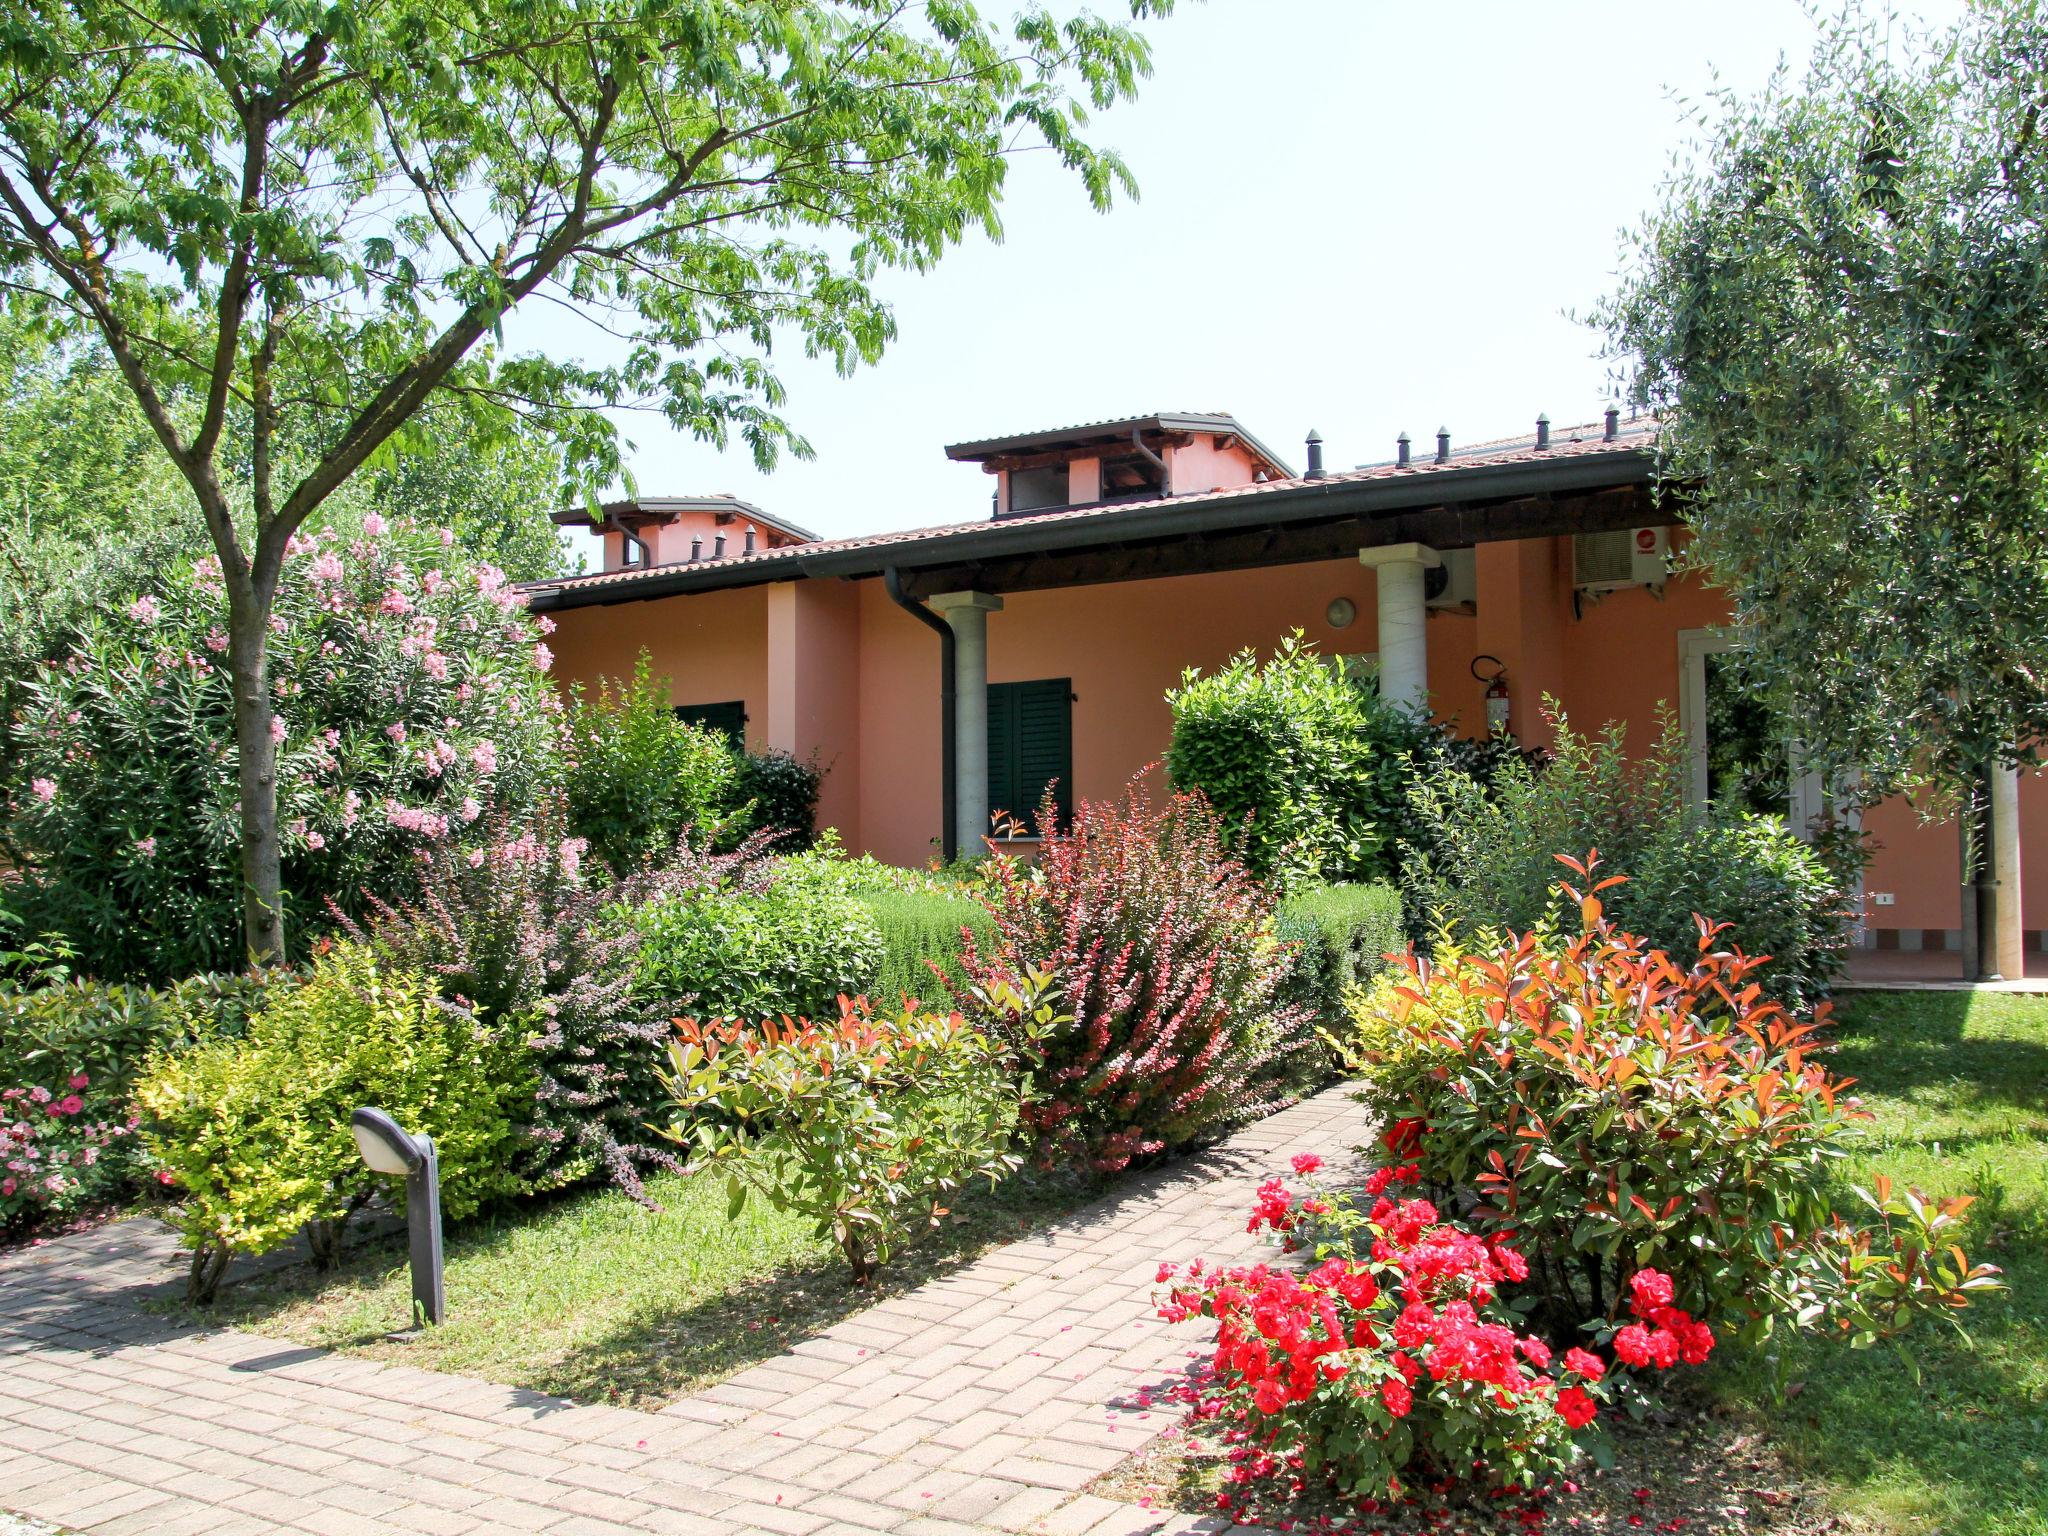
[859, 889, 997, 1010]
[1275, 882, 1405, 1025]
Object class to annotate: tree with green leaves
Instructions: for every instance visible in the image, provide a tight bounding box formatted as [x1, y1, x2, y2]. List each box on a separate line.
[0, 0, 1171, 965]
[1601, 3, 2048, 803]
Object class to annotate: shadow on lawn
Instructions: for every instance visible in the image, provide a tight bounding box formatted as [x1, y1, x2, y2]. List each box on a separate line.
[1826, 992, 2048, 1121]
[1716, 988, 2048, 1535]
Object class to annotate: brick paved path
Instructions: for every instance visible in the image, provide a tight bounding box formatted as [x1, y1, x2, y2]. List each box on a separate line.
[0, 1084, 1370, 1536]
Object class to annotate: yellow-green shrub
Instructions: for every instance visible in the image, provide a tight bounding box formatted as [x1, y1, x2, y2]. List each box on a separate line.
[136, 945, 534, 1303]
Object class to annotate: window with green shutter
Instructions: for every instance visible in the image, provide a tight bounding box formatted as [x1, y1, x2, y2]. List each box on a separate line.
[673, 699, 747, 746]
[987, 678, 1072, 836]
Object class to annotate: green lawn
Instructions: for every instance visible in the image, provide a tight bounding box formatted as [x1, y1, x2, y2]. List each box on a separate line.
[1706, 989, 2048, 1536]
[180, 1162, 1094, 1408]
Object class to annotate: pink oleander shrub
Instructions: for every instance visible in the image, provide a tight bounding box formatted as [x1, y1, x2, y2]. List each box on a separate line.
[958, 773, 1309, 1173]
[3, 514, 560, 981]
[1157, 1156, 1713, 1499]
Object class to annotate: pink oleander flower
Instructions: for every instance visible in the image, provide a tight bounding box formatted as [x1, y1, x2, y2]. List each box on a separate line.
[134, 836, 157, 859]
[470, 740, 498, 775]
[308, 551, 345, 584]
[204, 627, 230, 654]
[305, 830, 326, 851]
[127, 594, 160, 624]
[269, 715, 287, 745]
[386, 723, 407, 743]
[362, 512, 388, 538]
[532, 642, 554, 673]
[31, 777, 56, 803]
[380, 588, 413, 617]
[460, 796, 482, 823]
[438, 527, 455, 548]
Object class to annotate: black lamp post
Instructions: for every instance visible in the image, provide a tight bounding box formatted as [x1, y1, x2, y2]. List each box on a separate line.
[348, 1106, 445, 1327]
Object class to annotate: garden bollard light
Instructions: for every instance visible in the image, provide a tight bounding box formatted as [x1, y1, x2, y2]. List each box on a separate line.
[349, 1106, 446, 1327]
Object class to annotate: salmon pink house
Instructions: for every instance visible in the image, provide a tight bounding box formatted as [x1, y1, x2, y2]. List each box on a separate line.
[523, 408, 2048, 982]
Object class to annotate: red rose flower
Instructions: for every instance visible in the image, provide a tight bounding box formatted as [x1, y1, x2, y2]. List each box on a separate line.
[1556, 1385, 1598, 1429]
[1561, 1347, 1606, 1381]
[1628, 1268, 1675, 1313]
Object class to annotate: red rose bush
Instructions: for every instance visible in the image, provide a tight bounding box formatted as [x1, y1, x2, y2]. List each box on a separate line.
[1157, 1145, 1713, 1498]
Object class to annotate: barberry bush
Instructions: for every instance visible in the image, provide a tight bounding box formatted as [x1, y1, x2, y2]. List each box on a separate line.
[339, 800, 772, 1202]
[657, 990, 1039, 1284]
[1157, 1158, 1714, 1498]
[1342, 853, 2002, 1350]
[3, 514, 560, 980]
[958, 774, 1309, 1172]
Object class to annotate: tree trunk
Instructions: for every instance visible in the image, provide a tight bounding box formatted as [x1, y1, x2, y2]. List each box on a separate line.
[187, 1243, 231, 1306]
[226, 590, 285, 967]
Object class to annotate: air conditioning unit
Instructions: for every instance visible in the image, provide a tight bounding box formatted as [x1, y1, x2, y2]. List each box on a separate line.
[1573, 527, 1669, 592]
[1424, 547, 1477, 610]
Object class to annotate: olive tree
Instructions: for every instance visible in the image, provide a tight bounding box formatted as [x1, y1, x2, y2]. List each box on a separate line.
[1600, 4, 2048, 802]
[0, 0, 1170, 963]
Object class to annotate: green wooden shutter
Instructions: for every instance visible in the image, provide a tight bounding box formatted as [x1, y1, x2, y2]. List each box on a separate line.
[673, 699, 748, 746]
[987, 679, 1071, 835]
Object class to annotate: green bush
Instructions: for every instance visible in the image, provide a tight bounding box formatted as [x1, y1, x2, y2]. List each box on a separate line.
[634, 863, 884, 1023]
[564, 651, 740, 872]
[861, 888, 998, 1009]
[725, 749, 821, 852]
[135, 945, 533, 1303]
[0, 969, 299, 1231]
[658, 994, 1029, 1284]
[1403, 709, 1851, 1001]
[1273, 881, 1404, 1025]
[1166, 633, 1393, 887]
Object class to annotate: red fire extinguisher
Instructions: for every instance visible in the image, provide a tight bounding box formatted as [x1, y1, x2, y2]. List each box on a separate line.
[1474, 654, 1511, 736]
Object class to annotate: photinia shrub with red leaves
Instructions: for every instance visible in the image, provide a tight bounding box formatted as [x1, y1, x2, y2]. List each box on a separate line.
[1156, 1159, 1711, 1497]
[957, 772, 1309, 1173]
[1342, 852, 2002, 1351]
[655, 992, 1035, 1285]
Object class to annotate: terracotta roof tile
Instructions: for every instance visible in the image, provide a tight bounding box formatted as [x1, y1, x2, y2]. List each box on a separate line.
[521, 417, 1658, 599]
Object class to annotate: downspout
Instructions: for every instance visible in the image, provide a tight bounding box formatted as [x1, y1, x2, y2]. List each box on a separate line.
[884, 567, 957, 863]
[606, 514, 653, 569]
[1131, 427, 1170, 494]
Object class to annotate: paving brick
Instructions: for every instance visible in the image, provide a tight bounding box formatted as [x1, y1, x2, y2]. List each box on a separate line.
[0, 1085, 1371, 1536]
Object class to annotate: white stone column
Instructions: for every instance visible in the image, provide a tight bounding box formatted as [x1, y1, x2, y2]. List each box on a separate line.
[930, 591, 1004, 856]
[1358, 543, 1441, 712]
[1991, 760, 2025, 980]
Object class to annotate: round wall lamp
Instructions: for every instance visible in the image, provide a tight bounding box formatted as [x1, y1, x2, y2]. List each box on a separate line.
[1325, 597, 1357, 630]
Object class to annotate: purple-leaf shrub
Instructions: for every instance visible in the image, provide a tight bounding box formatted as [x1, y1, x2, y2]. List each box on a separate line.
[339, 800, 778, 1202]
[959, 773, 1308, 1173]
[4, 515, 561, 980]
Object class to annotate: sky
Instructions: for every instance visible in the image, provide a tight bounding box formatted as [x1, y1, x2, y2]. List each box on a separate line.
[515, 0, 1966, 555]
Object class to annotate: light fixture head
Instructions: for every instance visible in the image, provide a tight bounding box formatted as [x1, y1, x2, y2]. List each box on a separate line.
[351, 1106, 423, 1177]
[1325, 596, 1357, 630]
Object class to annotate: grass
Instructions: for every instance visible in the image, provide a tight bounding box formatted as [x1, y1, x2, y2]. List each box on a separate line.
[859, 887, 996, 1008]
[1704, 989, 2048, 1536]
[177, 1160, 1097, 1409]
